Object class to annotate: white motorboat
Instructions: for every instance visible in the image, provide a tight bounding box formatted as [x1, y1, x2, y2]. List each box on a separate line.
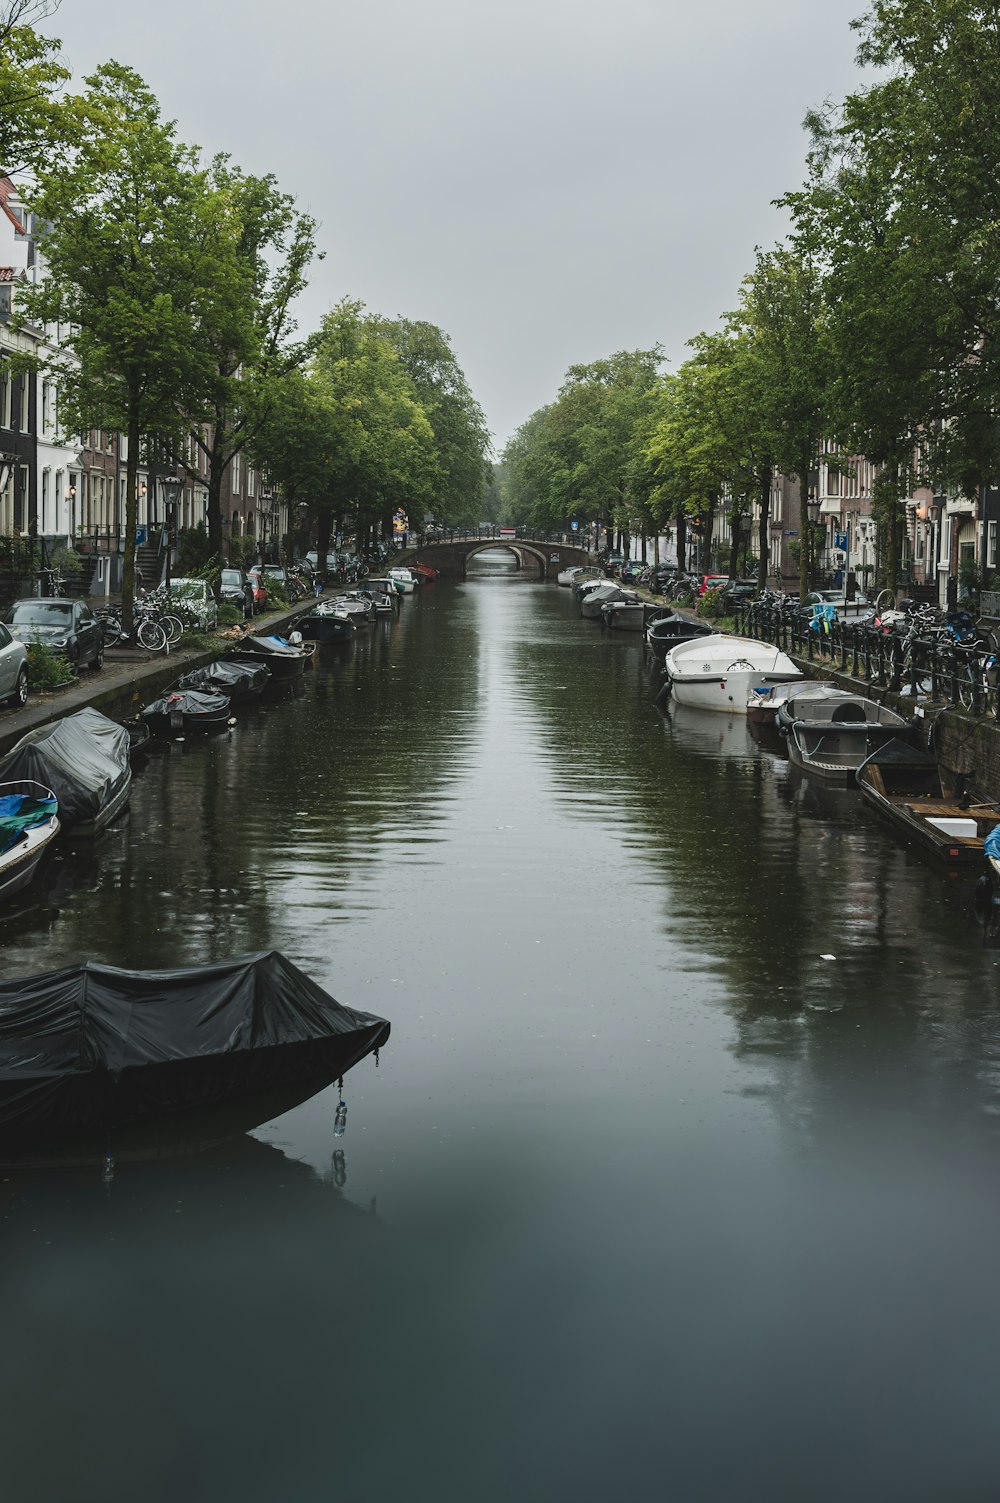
[558, 565, 589, 587]
[387, 567, 417, 594]
[581, 584, 639, 620]
[664, 634, 802, 713]
[0, 780, 60, 905]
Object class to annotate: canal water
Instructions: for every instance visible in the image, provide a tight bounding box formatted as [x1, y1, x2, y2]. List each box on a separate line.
[4, 554, 1000, 1500]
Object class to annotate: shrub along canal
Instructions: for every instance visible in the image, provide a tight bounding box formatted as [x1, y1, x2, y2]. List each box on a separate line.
[4, 556, 1000, 1500]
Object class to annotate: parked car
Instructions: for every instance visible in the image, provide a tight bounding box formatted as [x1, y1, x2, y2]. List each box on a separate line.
[699, 574, 731, 597]
[0, 621, 28, 706]
[245, 568, 269, 613]
[716, 580, 758, 614]
[602, 553, 625, 577]
[219, 567, 254, 618]
[169, 578, 219, 632]
[4, 598, 104, 670]
[647, 565, 678, 595]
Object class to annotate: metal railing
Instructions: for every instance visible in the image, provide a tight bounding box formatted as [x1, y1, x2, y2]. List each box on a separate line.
[735, 601, 1000, 720]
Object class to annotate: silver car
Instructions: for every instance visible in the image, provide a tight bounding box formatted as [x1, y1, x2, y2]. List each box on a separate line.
[0, 621, 28, 708]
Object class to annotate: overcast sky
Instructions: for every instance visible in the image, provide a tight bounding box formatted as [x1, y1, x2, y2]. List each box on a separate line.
[42, 0, 869, 451]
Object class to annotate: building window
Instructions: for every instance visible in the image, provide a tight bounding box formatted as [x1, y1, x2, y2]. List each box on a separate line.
[989, 521, 998, 571]
[827, 469, 840, 497]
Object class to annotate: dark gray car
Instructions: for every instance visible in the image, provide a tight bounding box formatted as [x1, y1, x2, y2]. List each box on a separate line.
[5, 598, 104, 670]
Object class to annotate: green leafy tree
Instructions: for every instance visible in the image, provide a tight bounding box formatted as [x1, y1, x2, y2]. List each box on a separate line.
[180, 157, 319, 568]
[371, 318, 491, 530]
[19, 63, 221, 627]
[0, 0, 71, 175]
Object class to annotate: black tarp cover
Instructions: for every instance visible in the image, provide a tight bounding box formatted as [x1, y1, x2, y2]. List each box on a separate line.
[141, 689, 230, 720]
[0, 708, 130, 827]
[176, 661, 270, 695]
[0, 951, 389, 1078]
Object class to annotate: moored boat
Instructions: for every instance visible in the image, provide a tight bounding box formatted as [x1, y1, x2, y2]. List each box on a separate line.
[228, 634, 314, 678]
[141, 689, 232, 736]
[747, 680, 840, 729]
[602, 601, 671, 632]
[0, 708, 131, 834]
[0, 780, 59, 905]
[784, 690, 912, 784]
[580, 584, 639, 620]
[296, 605, 356, 643]
[409, 562, 438, 582]
[387, 567, 418, 594]
[176, 659, 271, 703]
[645, 613, 715, 660]
[664, 634, 802, 713]
[0, 950, 391, 1147]
[856, 740, 1000, 864]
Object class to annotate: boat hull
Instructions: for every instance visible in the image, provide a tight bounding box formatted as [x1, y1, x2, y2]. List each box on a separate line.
[0, 815, 60, 902]
[297, 612, 356, 643]
[0, 1025, 390, 1146]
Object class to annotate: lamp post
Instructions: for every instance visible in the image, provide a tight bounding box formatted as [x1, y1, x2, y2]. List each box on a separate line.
[806, 492, 822, 590]
[160, 473, 182, 594]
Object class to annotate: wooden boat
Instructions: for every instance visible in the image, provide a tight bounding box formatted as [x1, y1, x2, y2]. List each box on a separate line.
[0, 780, 59, 905]
[781, 689, 911, 785]
[296, 605, 356, 644]
[856, 740, 1000, 864]
[228, 634, 314, 678]
[141, 689, 233, 736]
[176, 660, 270, 704]
[0, 708, 131, 835]
[122, 717, 153, 759]
[0, 950, 391, 1148]
[664, 634, 802, 714]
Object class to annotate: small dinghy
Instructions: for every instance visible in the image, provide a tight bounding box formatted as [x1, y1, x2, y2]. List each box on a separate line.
[780, 687, 911, 785]
[228, 634, 314, 678]
[646, 613, 715, 660]
[0, 781, 59, 905]
[0, 950, 391, 1148]
[0, 708, 131, 835]
[297, 605, 356, 643]
[176, 659, 270, 704]
[141, 689, 232, 736]
[857, 740, 1000, 864]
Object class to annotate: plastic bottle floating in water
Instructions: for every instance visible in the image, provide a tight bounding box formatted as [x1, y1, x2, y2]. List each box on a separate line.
[334, 1098, 347, 1138]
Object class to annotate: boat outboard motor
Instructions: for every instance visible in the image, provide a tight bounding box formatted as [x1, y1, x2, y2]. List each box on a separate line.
[288, 630, 303, 646]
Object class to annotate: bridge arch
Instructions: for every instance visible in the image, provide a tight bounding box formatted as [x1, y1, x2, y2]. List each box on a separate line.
[405, 536, 592, 581]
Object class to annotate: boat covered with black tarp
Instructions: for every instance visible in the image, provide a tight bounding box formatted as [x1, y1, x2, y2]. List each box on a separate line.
[0, 950, 391, 1145]
[141, 689, 232, 735]
[176, 659, 271, 701]
[0, 708, 131, 834]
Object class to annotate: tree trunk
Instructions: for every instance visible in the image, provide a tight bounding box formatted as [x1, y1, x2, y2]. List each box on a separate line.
[798, 456, 810, 600]
[757, 462, 772, 591]
[122, 404, 140, 633]
[675, 504, 687, 572]
[316, 505, 334, 580]
[206, 421, 226, 570]
[728, 507, 742, 579]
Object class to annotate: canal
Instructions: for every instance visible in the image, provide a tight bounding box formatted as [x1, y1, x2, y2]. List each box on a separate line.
[4, 556, 1000, 1500]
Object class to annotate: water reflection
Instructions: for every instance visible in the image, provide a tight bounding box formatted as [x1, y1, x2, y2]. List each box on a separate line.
[4, 579, 1000, 1498]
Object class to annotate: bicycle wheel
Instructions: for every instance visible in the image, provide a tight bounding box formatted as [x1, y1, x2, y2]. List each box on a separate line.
[875, 589, 896, 614]
[136, 617, 167, 652]
[958, 663, 979, 712]
[101, 615, 123, 646]
[159, 613, 184, 644]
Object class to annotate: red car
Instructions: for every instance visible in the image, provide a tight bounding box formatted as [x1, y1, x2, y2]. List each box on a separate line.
[699, 574, 730, 596]
[245, 568, 269, 613]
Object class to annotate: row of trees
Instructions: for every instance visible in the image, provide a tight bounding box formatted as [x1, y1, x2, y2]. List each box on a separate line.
[3, 1, 490, 624]
[500, 0, 1000, 597]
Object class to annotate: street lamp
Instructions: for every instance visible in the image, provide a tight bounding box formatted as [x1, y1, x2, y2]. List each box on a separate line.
[160, 473, 182, 593]
[806, 483, 822, 589]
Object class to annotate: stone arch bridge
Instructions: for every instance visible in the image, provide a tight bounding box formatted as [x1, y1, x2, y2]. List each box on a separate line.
[401, 536, 592, 581]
